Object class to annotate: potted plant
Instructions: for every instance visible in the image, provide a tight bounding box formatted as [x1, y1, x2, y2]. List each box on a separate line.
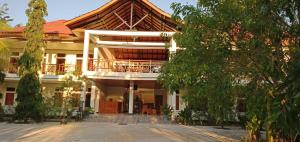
[162, 105, 172, 121]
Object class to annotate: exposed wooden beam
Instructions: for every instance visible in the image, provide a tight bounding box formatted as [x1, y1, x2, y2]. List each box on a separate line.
[130, 1, 134, 30]
[96, 40, 167, 47]
[132, 14, 148, 28]
[98, 45, 166, 50]
[86, 30, 175, 37]
[114, 12, 131, 28]
[113, 22, 126, 30]
[72, 0, 130, 29]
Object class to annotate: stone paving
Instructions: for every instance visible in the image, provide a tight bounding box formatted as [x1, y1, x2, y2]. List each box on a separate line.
[0, 115, 246, 142]
[85, 114, 172, 124]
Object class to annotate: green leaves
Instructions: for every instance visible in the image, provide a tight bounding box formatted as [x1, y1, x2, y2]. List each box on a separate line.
[19, 0, 47, 75]
[160, 0, 300, 140]
[15, 0, 48, 123]
[15, 72, 43, 122]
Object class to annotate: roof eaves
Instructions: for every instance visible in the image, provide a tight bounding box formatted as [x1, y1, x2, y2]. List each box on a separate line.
[64, 0, 118, 26]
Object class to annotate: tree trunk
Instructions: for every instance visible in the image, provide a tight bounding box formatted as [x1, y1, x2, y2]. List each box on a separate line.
[266, 91, 274, 142]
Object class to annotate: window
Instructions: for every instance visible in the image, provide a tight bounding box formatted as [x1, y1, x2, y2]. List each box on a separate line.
[176, 90, 180, 110]
[85, 88, 92, 107]
[5, 88, 15, 106]
[76, 54, 83, 74]
[42, 53, 48, 74]
[54, 88, 63, 107]
[71, 87, 81, 107]
[56, 53, 66, 74]
[9, 52, 19, 73]
[176, 96, 179, 110]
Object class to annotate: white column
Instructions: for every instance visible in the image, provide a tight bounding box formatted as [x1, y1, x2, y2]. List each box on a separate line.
[82, 31, 90, 73]
[90, 82, 96, 111]
[167, 91, 177, 120]
[172, 92, 176, 110]
[93, 47, 99, 71]
[168, 37, 178, 119]
[170, 37, 177, 53]
[51, 54, 57, 64]
[128, 81, 134, 114]
[167, 91, 176, 109]
[95, 90, 100, 114]
[80, 82, 87, 110]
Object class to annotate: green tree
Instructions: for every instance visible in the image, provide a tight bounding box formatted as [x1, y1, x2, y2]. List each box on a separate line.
[18, 0, 47, 75]
[0, 3, 11, 83]
[60, 73, 81, 124]
[15, 0, 47, 123]
[14, 73, 43, 122]
[159, 1, 237, 128]
[160, 0, 299, 141]
[234, 1, 300, 141]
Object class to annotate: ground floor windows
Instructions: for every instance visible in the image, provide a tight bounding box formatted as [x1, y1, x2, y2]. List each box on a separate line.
[54, 88, 64, 107]
[5, 88, 15, 106]
[85, 88, 92, 108]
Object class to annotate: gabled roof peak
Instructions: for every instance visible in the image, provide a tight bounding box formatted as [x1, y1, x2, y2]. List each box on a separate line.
[65, 0, 176, 31]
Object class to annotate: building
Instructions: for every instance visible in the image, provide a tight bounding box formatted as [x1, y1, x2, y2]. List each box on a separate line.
[0, 0, 184, 115]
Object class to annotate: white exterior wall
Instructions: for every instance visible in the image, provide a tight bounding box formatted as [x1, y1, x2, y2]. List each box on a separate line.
[2, 31, 186, 114]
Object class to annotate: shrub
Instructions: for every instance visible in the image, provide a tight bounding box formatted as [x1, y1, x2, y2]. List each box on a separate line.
[15, 73, 43, 123]
[176, 107, 192, 125]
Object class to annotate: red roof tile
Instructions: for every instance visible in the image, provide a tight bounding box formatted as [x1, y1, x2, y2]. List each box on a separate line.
[9, 20, 72, 35]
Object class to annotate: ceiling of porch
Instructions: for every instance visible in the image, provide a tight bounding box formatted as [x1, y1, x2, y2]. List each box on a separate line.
[94, 79, 163, 89]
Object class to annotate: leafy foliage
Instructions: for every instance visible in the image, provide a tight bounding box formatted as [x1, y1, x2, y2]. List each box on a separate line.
[246, 115, 262, 142]
[0, 3, 12, 22]
[15, 0, 47, 123]
[177, 107, 193, 125]
[18, 0, 47, 76]
[159, 1, 236, 128]
[15, 73, 43, 122]
[0, 3, 11, 83]
[160, 0, 300, 141]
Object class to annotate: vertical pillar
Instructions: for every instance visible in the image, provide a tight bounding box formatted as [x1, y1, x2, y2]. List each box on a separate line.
[128, 80, 134, 114]
[82, 31, 90, 73]
[167, 91, 176, 109]
[90, 82, 96, 111]
[95, 90, 100, 114]
[172, 92, 177, 110]
[167, 91, 177, 120]
[93, 47, 99, 71]
[169, 37, 178, 120]
[170, 37, 177, 53]
[80, 82, 87, 110]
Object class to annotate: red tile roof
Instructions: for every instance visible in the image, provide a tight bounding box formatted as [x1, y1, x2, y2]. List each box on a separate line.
[9, 20, 72, 35]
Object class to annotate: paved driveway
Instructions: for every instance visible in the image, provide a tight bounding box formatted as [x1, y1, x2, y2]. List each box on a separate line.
[0, 122, 245, 142]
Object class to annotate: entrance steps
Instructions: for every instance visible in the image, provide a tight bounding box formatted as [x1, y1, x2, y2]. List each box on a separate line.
[85, 114, 172, 124]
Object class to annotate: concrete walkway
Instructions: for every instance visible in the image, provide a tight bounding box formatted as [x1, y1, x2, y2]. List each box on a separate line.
[0, 122, 246, 142]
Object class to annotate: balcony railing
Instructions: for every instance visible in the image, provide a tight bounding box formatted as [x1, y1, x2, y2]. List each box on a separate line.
[7, 63, 82, 76]
[88, 59, 166, 73]
[6, 59, 166, 76]
[8, 63, 18, 74]
[41, 64, 82, 75]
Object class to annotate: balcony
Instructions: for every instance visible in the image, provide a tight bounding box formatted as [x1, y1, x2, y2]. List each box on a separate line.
[86, 59, 166, 80]
[88, 59, 165, 73]
[7, 63, 82, 76]
[41, 64, 82, 76]
[6, 60, 166, 80]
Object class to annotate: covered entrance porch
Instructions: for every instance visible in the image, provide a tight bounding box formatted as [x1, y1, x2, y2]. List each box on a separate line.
[88, 79, 177, 115]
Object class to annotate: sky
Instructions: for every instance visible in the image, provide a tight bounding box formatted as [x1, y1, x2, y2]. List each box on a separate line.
[0, 0, 197, 26]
